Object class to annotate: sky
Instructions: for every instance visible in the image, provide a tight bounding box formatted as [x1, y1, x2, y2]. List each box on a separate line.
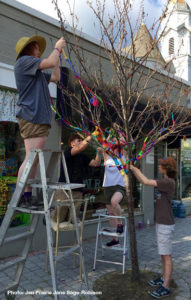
[16, 0, 170, 38]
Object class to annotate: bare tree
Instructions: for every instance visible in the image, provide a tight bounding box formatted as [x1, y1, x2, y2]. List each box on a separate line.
[52, 0, 191, 280]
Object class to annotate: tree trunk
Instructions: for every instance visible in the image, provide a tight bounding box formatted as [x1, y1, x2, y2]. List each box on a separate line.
[124, 172, 140, 281]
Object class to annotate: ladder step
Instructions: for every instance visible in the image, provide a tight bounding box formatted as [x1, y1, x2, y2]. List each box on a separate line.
[30, 183, 85, 190]
[15, 207, 45, 214]
[0, 281, 18, 294]
[55, 245, 80, 261]
[0, 149, 89, 297]
[96, 259, 123, 266]
[34, 149, 61, 153]
[28, 178, 50, 184]
[102, 245, 127, 251]
[3, 231, 34, 244]
[0, 256, 25, 271]
[99, 230, 124, 237]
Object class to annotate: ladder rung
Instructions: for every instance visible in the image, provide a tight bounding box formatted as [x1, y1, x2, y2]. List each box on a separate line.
[96, 259, 123, 266]
[102, 245, 127, 251]
[28, 178, 51, 184]
[30, 183, 85, 190]
[55, 245, 80, 261]
[0, 149, 89, 297]
[3, 231, 34, 244]
[15, 207, 45, 214]
[99, 231, 124, 238]
[0, 257, 25, 271]
[33, 149, 61, 153]
[98, 213, 127, 220]
[0, 281, 18, 294]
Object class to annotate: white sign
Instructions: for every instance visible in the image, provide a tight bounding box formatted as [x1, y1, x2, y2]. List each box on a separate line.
[146, 149, 154, 164]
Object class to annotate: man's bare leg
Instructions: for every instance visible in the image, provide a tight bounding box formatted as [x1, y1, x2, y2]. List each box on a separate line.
[17, 136, 47, 193]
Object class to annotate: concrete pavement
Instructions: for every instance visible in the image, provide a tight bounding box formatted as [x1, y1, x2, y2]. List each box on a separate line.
[0, 216, 191, 300]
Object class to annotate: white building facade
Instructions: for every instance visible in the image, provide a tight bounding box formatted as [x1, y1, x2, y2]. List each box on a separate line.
[160, 0, 191, 82]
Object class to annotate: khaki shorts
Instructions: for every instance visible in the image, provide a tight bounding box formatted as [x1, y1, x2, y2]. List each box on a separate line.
[103, 185, 126, 204]
[156, 223, 175, 255]
[17, 117, 50, 139]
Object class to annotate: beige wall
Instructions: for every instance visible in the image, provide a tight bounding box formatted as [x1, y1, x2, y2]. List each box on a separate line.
[1, 0, 190, 103]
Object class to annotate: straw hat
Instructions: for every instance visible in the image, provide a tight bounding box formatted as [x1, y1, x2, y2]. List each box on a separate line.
[15, 35, 46, 60]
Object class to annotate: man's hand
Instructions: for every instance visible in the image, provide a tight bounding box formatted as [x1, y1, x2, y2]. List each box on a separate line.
[55, 37, 66, 51]
[85, 135, 92, 142]
[97, 147, 103, 154]
[40, 37, 66, 72]
[89, 147, 102, 167]
[129, 163, 135, 171]
[113, 122, 120, 130]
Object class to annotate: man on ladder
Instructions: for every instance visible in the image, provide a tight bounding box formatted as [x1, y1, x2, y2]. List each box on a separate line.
[0, 35, 90, 299]
[14, 34, 66, 207]
[0, 149, 90, 299]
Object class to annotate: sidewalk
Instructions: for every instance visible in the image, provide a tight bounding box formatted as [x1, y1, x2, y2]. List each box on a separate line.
[0, 216, 191, 300]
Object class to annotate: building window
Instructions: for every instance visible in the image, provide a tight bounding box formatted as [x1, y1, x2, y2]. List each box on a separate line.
[0, 89, 27, 227]
[169, 37, 174, 55]
[181, 139, 191, 199]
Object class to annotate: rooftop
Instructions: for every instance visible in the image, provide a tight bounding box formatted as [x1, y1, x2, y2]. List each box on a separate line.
[124, 22, 166, 68]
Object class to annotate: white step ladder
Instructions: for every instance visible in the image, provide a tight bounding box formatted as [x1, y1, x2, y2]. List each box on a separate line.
[93, 214, 130, 274]
[0, 149, 89, 300]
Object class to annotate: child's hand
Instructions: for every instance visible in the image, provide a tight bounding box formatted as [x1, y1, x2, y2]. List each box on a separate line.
[129, 162, 135, 171]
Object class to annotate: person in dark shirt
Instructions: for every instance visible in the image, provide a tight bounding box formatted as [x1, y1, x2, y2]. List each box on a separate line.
[14, 35, 66, 206]
[130, 157, 177, 299]
[52, 134, 102, 223]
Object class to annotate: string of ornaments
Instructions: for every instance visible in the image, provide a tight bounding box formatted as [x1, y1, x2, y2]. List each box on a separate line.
[49, 49, 176, 177]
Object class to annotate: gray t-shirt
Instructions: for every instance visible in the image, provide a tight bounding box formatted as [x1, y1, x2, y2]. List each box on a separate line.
[14, 55, 52, 125]
[155, 178, 175, 225]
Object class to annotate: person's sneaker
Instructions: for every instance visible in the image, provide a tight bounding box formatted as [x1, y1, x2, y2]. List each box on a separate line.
[106, 239, 120, 247]
[150, 285, 170, 298]
[18, 196, 28, 208]
[148, 277, 164, 287]
[19, 196, 38, 209]
[116, 224, 124, 234]
[30, 197, 44, 207]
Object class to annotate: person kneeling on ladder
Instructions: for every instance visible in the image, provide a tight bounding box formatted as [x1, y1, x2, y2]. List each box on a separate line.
[101, 139, 128, 248]
[51, 134, 102, 223]
[14, 34, 66, 207]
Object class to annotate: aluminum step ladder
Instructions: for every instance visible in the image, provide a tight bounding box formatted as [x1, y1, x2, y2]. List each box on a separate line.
[93, 214, 130, 274]
[0, 149, 89, 300]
